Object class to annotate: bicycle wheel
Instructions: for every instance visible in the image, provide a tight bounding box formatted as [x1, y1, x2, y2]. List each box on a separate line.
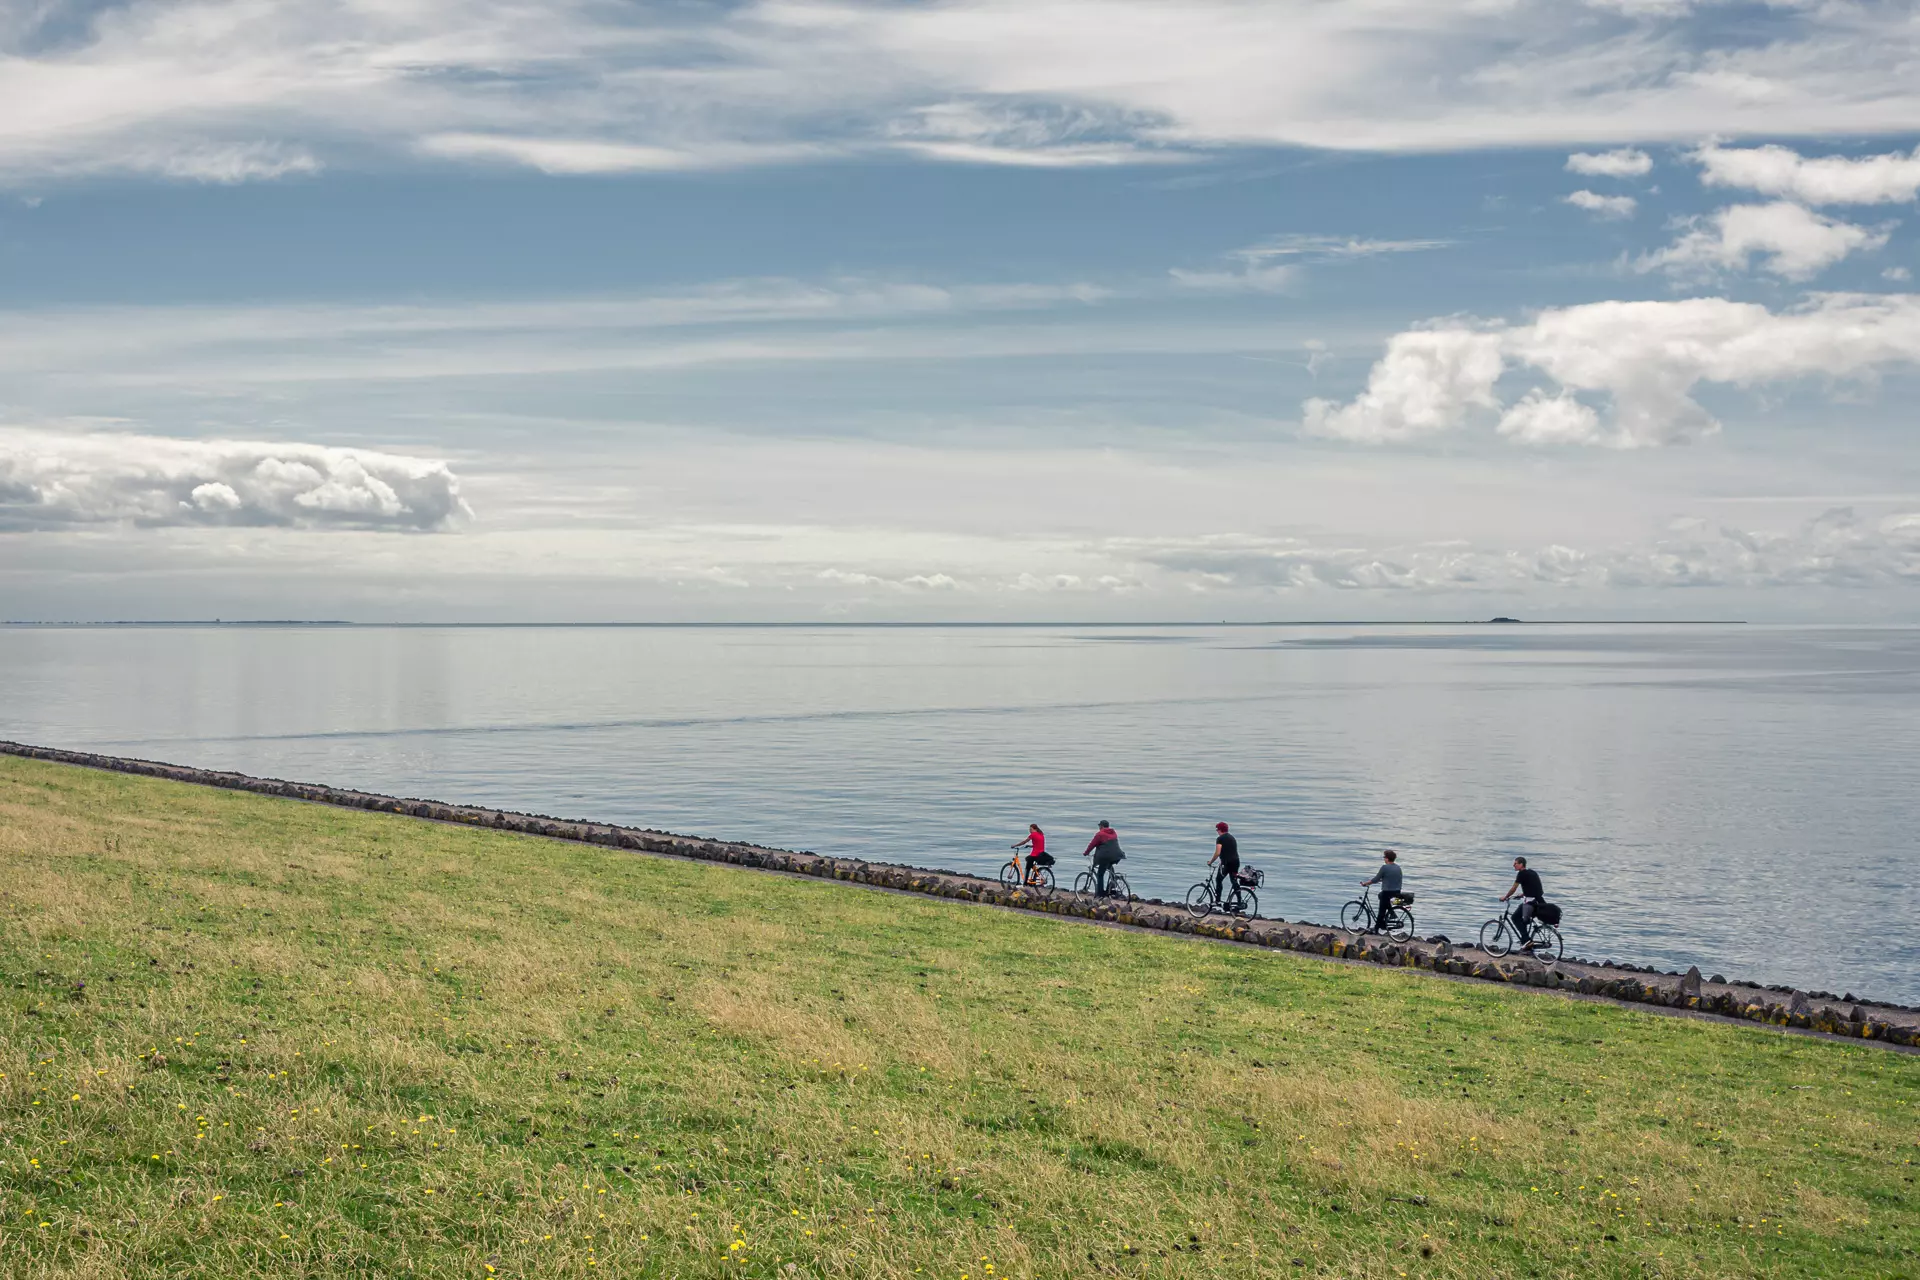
[1526, 923, 1563, 963]
[998, 862, 1021, 891]
[1185, 882, 1215, 918]
[1031, 865, 1056, 894]
[1232, 888, 1259, 920]
[1478, 917, 1513, 957]
[1386, 908, 1414, 943]
[1073, 870, 1096, 896]
[1108, 873, 1131, 902]
[1339, 900, 1369, 933]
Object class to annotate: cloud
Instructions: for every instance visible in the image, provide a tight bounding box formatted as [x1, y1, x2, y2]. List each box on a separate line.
[1302, 328, 1507, 443]
[1638, 201, 1889, 279]
[1566, 147, 1653, 177]
[1564, 189, 1637, 218]
[1305, 292, 1920, 448]
[0, 429, 470, 530]
[1693, 142, 1920, 205]
[416, 134, 825, 174]
[6, 1, 1920, 181]
[1235, 235, 1455, 260]
[1125, 507, 1920, 593]
[1172, 234, 1448, 292]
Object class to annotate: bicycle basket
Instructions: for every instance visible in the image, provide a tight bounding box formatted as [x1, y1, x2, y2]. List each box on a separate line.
[1236, 867, 1264, 887]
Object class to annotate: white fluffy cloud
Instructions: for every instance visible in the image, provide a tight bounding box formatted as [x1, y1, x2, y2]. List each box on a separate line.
[4, 1, 1920, 181]
[0, 429, 470, 531]
[1694, 142, 1920, 206]
[1565, 189, 1637, 218]
[1566, 148, 1652, 178]
[1302, 328, 1507, 443]
[1306, 293, 1920, 448]
[1637, 201, 1889, 279]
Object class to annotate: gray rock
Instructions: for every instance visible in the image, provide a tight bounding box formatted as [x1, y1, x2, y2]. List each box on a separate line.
[1680, 966, 1702, 998]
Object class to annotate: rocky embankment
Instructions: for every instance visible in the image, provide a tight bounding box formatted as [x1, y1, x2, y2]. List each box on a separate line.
[7, 739, 1915, 1049]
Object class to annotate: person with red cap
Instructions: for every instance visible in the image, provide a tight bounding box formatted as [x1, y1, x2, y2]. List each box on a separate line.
[1208, 821, 1240, 905]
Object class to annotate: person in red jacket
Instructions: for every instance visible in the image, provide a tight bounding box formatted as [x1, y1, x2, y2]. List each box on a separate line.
[1083, 820, 1125, 896]
[1011, 823, 1050, 884]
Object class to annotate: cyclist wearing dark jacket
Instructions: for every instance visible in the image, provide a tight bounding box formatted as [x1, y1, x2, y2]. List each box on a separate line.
[1209, 822, 1240, 902]
[1084, 821, 1124, 895]
[1361, 850, 1407, 932]
[1499, 856, 1545, 945]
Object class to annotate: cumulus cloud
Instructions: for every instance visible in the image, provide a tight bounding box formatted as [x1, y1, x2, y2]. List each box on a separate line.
[1637, 201, 1888, 279]
[1302, 328, 1506, 444]
[1126, 508, 1920, 593]
[1305, 292, 1920, 448]
[1564, 189, 1637, 218]
[0, 429, 470, 531]
[1566, 148, 1653, 178]
[1693, 142, 1920, 205]
[5, 1, 1920, 181]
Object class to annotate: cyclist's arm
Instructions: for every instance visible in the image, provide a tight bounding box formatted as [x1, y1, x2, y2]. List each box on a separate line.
[1012, 836, 1032, 851]
[1209, 842, 1222, 865]
[1499, 882, 1517, 901]
[1362, 871, 1381, 886]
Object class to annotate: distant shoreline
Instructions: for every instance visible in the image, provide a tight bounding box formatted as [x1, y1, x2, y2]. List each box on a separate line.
[0, 618, 1753, 628]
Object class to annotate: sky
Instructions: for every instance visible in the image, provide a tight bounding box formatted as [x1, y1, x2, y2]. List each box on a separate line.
[3, 0, 1920, 622]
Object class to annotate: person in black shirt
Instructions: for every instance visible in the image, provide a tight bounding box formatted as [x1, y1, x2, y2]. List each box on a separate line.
[1208, 822, 1239, 904]
[1499, 856, 1545, 946]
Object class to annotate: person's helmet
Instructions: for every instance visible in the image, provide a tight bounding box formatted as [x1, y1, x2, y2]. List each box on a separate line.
[1215, 822, 1229, 832]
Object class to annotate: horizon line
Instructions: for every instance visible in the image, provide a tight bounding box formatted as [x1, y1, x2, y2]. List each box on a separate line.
[1, 618, 1756, 628]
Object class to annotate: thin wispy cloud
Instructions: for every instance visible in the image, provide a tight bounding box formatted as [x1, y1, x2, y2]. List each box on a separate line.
[4, 1, 1920, 183]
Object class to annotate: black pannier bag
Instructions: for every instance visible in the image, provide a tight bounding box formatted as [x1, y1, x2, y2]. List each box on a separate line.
[1535, 901, 1562, 926]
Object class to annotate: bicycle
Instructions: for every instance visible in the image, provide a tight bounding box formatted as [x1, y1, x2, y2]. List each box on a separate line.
[1340, 886, 1414, 942]
[998, 857, 1056, 894]
[1184, 867, 1262, 920]
[1073, 865, 1133, 902]
[1478, 902, 1564, 962]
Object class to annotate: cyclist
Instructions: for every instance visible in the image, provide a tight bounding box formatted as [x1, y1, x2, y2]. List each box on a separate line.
[1499, 856, 1545, 948]
[1011, 823, 1050, 884]
[1208, 822, 1240, 905]
[1083, 820, 1124, 896]
[1360, 849, 1407, 934]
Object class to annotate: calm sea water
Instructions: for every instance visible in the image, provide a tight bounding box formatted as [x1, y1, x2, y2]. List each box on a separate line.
[2, 623, 1915, 1004]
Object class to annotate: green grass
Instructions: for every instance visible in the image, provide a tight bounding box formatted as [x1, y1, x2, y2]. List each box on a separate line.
[2, 756, 1916, 1279]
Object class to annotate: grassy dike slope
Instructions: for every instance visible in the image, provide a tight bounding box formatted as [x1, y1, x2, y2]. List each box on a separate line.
[1, 756, 1915, 1280]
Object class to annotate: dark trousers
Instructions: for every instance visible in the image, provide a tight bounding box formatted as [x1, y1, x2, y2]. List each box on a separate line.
[1513, 898, 1537, 941]
[1214, 863, 1239, 903]
[1093, 853, 1121, 894]
[1377, 893, 1406, 931]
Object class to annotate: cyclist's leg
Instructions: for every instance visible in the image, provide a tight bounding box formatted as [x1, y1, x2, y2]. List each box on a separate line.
[1093, 859, 1110, 895]
[1515, 900, 1535, 944]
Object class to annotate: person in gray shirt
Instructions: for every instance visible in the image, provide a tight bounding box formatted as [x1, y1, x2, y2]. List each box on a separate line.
[1361, 850, 1408, 934]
